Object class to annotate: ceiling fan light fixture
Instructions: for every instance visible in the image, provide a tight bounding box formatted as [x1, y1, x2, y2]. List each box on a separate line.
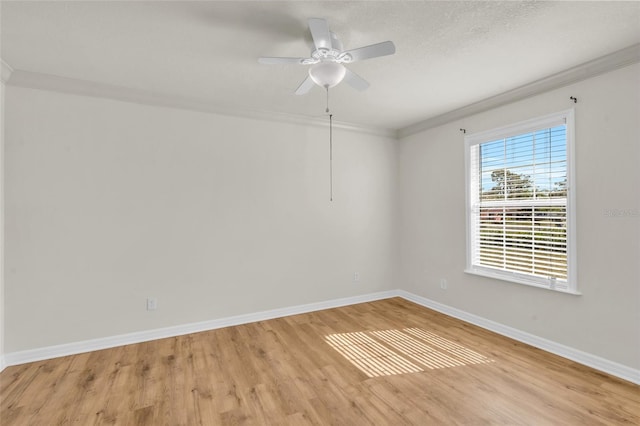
[308, 61, 346, 88]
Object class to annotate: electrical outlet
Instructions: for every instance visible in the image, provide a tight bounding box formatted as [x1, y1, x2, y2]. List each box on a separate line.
[440, 279, 448, 290]
[147, 297, 157, 311]
[353, 272, 360, 282]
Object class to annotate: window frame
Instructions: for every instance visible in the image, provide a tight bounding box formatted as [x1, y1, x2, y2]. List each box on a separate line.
[464, 109, 578, 294]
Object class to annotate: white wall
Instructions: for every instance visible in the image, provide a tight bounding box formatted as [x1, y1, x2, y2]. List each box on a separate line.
[399, 64, 640, 369]
[4, 87, 398, 352]
[0, 72, 6, 364]
[4, 63, 639, 375]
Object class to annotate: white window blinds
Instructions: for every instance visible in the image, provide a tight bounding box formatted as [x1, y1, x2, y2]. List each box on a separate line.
[466, 110, 576, 292]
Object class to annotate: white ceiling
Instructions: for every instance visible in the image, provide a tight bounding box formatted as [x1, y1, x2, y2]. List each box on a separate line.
[2, 1, 640, 132]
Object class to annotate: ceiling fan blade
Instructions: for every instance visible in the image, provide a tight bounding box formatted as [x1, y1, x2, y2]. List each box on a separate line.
[258, 57, 306, 65]
[342, 41, 396, 62]
[343, 68, 370, 91]
[308, 18, 332, 50]
[295, 75, 316, 95]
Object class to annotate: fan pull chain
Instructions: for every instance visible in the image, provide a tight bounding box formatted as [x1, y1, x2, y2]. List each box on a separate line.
[325, 86, 333, 202]
[326, 86, 330, 113]
[330, 113, 333, 202]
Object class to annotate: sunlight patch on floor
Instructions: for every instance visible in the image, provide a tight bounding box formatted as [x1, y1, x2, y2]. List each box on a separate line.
[325, 328, 494, 378]
[404, 328, 494, 365]
[325, 332, 422, 377]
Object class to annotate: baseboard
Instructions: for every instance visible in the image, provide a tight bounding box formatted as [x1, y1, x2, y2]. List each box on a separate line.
[2, 290, 397, 369]
[397, 290, 640, 385]
[3, 289, 639, 386]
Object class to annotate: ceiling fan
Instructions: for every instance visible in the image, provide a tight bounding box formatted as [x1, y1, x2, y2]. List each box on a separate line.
[259, 18, 396, 95]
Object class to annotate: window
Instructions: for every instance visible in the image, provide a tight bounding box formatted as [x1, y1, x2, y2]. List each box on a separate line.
[465, 110, 577, 293]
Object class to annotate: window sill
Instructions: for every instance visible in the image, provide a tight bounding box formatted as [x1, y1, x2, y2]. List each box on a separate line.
[464, 268, 581, 296]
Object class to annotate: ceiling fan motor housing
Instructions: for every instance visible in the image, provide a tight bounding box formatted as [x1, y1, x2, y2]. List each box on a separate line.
[305, 32, 352, 64]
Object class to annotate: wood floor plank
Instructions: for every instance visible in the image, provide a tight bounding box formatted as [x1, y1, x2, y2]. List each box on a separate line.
[1, 297, 638, 425]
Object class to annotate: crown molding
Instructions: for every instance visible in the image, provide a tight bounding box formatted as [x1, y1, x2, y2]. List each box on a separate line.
[1, 59, 14, 84]
[6, 70, 396, 138]
[5, 43, 639, 140]
[398, 43, 640, 139]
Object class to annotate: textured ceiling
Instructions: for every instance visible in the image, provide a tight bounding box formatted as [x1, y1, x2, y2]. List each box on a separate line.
[2, 1, 640, 131]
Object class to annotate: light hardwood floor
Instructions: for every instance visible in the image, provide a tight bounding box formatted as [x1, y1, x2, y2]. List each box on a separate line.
[1, 298, 638, 425]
